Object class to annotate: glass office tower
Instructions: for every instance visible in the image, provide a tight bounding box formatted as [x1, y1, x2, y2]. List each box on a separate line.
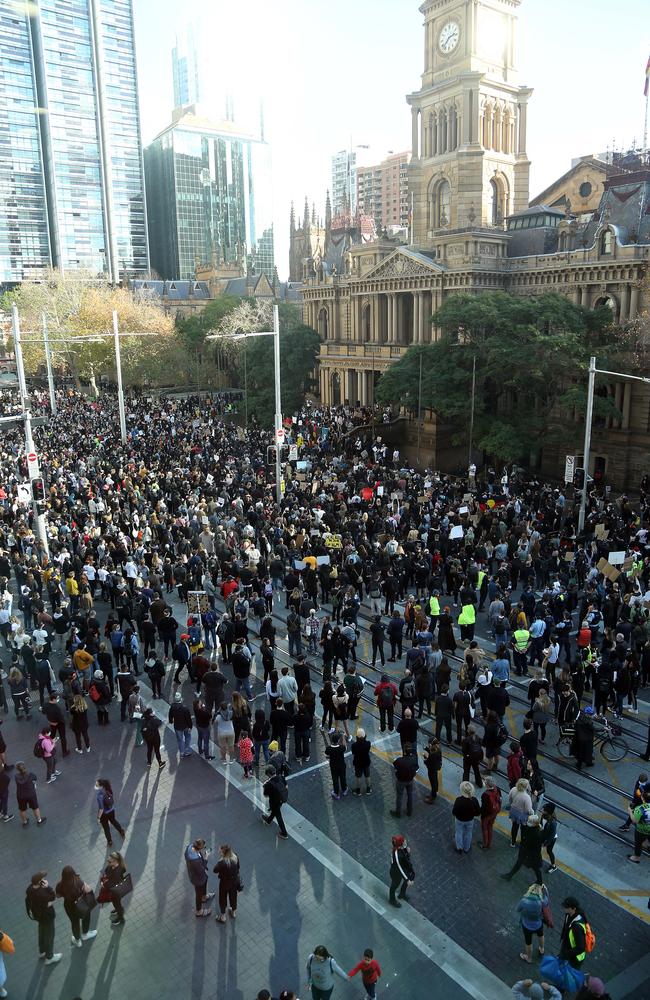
[145, 110, 275, 280]
[0, 0, 148, 285]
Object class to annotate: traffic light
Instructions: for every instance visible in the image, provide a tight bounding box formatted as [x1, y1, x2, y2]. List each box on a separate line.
[31, 477, 46, 511]
[267, 446, 278, 467]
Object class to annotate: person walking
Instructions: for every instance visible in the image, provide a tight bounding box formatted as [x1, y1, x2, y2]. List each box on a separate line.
[168, 692, 193, 758]
[388, 834, 415, 907]
[423, 735, 442, 803]
[262, 765, 289, 839]
[508, 778, 534, 847]
[452, 781, 480, 854]
[515, 883, 548, 964]
[70, 694, 91, 754]
[252, 709, 271, 767]
[25, 871, 61, 964]
[141, 707, 166, 769]
[351, 728, 371, 795]
[215, 701, 236, 763]
[541, 802, 558, 873]
[213, 844, 241, 923]
[238, 729, 254, 778]
[501, 815, 545, 884]
[54, 866, 98, 947]
[305, 945, 349, 999]
[184, 839, 214, 918]
[559, 897, 588, 970]
[144, 655, 165, 699]
[348, 949, 382, 999]
[95, 778, 125, 847]
[479, 776, 502, 850]
[512, 981, 561, 1000]
[14, 762, 45, 826]
[390, 743, 418, 818]
[325, 731, 348, 800]
[98, 851, 129, 926]
[8, 667, 30, 719]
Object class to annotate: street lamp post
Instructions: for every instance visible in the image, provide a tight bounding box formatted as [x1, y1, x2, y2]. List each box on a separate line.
[416, 348, 423, 467]
[112, 311, 127, 444]
[578, 356, 650, 533]
[41, 314, 56, 416]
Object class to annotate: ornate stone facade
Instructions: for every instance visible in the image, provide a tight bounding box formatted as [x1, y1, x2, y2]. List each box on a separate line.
[303, 0, 650, 488]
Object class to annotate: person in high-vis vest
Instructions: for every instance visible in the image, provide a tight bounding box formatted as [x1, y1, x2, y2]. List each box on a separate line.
[477, 567, 488, 611]
[458, 603, 476, 643]
[512, 625, 530, 677]
[428, 591, 440, 635]
[559, 897, 587, 969]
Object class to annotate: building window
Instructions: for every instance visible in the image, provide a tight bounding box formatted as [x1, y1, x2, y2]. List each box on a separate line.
[579, 181, 592, 198]
[430, 179, 451, 229]
[600, 228, 613, 255]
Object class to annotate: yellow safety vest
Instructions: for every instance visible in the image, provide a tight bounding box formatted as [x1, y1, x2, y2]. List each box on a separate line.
[514, 629, 529, 651]
[429, 596, 440, 617]
[477, 571, 486, 589]
[458, 604, 476, 626]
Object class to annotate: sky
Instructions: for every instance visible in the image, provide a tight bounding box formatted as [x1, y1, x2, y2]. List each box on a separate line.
[134, 0, 649, 279]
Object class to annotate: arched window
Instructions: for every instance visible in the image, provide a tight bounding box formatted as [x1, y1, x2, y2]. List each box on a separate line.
[362, 304, 371, 342]
[489, 176, 508, 226]
[436, 179, 451, 228]
[600, 228, 613, 255]
[318, 307, 329, 340]
[595, 294, 617, 318]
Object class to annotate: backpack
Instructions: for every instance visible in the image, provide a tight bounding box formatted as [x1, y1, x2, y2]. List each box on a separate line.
[88, 683, 101, 703]
[402, 679, 416, 701]
[583, 922, 596, 953]
[33, 738, 44, 759]
[234, 600, 247, 617]
[379, 684, 394, 708]
[640, 804, 650, 826]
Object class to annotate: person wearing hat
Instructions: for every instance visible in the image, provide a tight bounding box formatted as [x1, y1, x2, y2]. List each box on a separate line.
[25, 871, 61, 965]
[388, 834, 414, 907]
[575, 976, 609, 999]
[511, 980, 561, 1000]
[172, 633, 192, 686]
[167, 692, 193, 758]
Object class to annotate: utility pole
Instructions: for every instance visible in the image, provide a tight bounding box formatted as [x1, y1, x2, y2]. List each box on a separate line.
[416, 348, 423, 466]
[273, 305, 283, 507]
[42, 314, 56, 415]
[578, 356, 596, 535]
[12, 306, 49, 557]
[112, 311, 127, 444]
[468, 354, 477, 470]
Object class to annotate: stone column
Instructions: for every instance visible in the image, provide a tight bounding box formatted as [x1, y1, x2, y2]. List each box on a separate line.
[392, 294, 399, 344]
[614, 382, 623, 429]
[411, 107, 419, 159]
[630, 285, 639, 319]
[622, 382, 632, 430]
[412, 292, 420, 343]
[387, 294, 394, 343]
[447, 112, 453, 153]
[419, 291, 426, 343]
[570, 287, 580, 306]
[619, 285, 630, 323]
[437, 115, 444, 154]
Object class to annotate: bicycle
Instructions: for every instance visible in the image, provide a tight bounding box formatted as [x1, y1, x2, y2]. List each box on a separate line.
[556, 716, 628, 763]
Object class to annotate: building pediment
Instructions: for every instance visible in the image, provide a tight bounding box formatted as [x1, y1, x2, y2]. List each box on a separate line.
[362, 248, 444, 281]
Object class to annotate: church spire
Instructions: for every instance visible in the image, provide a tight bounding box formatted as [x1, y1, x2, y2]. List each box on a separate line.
[290, 201, 295, 233]
[303, 196, 310, 232]
[325, 189, 332, 233]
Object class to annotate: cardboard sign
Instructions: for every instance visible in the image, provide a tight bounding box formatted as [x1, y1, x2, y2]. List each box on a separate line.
[596, 557, 620, 582]
[316, 555, 331, 566]
[594, 523, 609, 540]
[459, 506, 469, 514]
[607, 551, 626, 566]
[449, 525, 464, 540]
[294, 560, 306, 571]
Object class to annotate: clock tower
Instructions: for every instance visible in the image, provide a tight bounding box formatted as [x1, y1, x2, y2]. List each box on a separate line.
[407, 0, 532, 242]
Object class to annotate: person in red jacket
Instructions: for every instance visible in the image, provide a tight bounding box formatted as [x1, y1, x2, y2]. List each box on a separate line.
[374, 675, 398, 732]
[348, 948, 382, 998]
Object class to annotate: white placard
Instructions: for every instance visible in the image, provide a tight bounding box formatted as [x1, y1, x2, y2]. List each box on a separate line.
[449, 525, 464, 540]
[459, 505, 469, 514]
[607, 551, 626, 565]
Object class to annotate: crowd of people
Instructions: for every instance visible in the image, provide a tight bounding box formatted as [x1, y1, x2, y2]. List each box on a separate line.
[0, 385, 647, 997]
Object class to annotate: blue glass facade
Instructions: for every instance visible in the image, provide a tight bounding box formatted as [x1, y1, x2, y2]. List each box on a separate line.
[0, 0, 148, 285]
[145, 114, 275, 281]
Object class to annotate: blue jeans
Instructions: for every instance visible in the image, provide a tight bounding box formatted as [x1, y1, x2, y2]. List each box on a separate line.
[363, 983, 377, 999]
[175, 728, 192, 755]
[197, 726, 211, 756]
[254, 739, 270, 764]
[236, 677, 253, 700]
[288, 633, 302, 657]
[204, 627, 217, 650]
[455, 818, 475, 852]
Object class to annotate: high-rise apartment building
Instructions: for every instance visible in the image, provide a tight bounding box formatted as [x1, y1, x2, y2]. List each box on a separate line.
[331, 150, 357, 218]
[357, 151, 411, 230]
[0, 0, 148, 286]
[172, 23, 203, 109]
[144, 107, 274, 281]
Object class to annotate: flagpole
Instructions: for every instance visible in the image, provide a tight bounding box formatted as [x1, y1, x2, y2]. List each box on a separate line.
[644, 93, 648, 152]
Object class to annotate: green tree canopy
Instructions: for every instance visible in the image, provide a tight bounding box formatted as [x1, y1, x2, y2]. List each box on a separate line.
[376, 291, 617, 464]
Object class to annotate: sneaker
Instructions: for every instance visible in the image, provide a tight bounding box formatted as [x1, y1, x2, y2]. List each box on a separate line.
[44, 954, 62, 965]
[37, 817, 46, 825]
[159, 761, 167, 770]
[3, 814, 14, 823]
[71, 936, 82, 948]
[547, 865, 558, 873]
[278, 832, 289, 840]
[53, 770, 61, 776]
[46, 776, 57, 784]
[81, 931, 97, 941]
[366, 787, 371, 794]
[353, 789, 361, 796]
[0, 987, 7, 997]
[75, 748, 84, 754]
[86, 747, 92, 753]
[195, 909, 212, 918]
[39, 952, 46, 959]
[342, 788, 349, 796]
[331, 792, 340, 800]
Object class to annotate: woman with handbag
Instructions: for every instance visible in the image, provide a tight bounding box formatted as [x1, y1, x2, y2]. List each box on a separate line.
[55, 866, 97, 947]
[213, 844, 241, 923]
[515, 882, 549, 963]
[98, 852, 130, 926]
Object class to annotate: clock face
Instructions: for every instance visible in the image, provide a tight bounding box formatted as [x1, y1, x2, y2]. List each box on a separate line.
[439, 20, 460, 54]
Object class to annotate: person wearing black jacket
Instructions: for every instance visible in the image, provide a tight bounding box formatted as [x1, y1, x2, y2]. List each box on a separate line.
[461, 727, 484, 788]
[423, 736, 442, 803]
[269, 701, 290, 754]
[25, 871, 61, 963]
[193, 697, 215, 760]
[325, 731, 348, 799]
[390, 744, 418, 818]
[184, 839, 214, 918]
[213, 844, 240, 923]
[115, 665, 135, 722]
[351, 729, 371, 795]
[90, 670, 111, 726]
[144, 655, 165, 699]
[559, 897, 588, 969]
[434, 685, 453, 742]
[262, 766, 288, 838]
[389, 834, 415, 908]
[168, 692, 193, 757]
[292, 655, 311, 696]
[519, 719, 538, 765]
[292, 704, 312, 764]
[397, 709, 420, 757]
[43, 693, 69, 756]
[370, 616, 386, 667]
[141, 708, 166, 768]
[500, 815, 544, 884]
[55, 865, 97, 946]
[202, 664, 228, 717]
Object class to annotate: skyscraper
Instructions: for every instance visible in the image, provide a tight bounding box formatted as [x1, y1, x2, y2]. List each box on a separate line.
[144, 107, 274, 281]
[172, 22, 202, 108]
[331, 150, 357, 218]
[357, 152, 411, 230]
[0, 0, 148, 286]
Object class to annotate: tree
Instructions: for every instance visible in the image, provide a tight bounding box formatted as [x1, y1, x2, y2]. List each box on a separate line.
[211, 300, 320, 424]
[2, 270, 174, 393]
[376, 291, 617, 464]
